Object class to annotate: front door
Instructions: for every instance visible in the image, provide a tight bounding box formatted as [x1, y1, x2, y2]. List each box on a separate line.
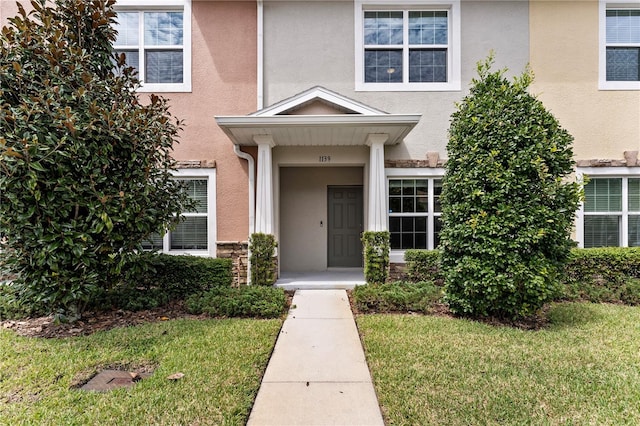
[328, 186, 363, 267]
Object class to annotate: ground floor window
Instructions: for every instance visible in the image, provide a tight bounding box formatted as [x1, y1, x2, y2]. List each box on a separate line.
[581, 174, 639, 248]
[388, 176, 442, 250]
[143, 169, 216, 255]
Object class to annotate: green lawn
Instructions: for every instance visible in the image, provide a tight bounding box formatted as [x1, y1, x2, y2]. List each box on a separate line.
[0, 318, 281, 425]
[358, 303, 640, 426]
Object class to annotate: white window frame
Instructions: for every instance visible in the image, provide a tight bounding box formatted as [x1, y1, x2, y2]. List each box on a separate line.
[115, 0, 192, 92]
[355, 0, 461, 92]
[146, 168, 217, 256]
[598, 0, 640, 90]
[386, 168, 444, 263]
[576, 168, 639, 247]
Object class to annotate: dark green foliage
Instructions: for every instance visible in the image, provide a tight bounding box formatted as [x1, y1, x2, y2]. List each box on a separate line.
[249, 233, 277, 286]
[0, 283, 40, 320]
[352, 281, 442, 314]
[185, 286, 287, 318]
[0, 1, 192, 318]
[440, 55, 582, 319]
[404, 250, 444, 285]
[91, 254, 234, 311]
[362, 231, 390, 284]
[561, 247, 640, 304]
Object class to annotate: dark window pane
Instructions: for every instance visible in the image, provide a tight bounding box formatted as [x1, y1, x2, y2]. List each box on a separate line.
[401, 217, 415, 232]
[401, 233, 414, 249]
[402, 180, 416, 196]
[630, 179, 640, 212]
[629, 215, 640, 247]
[414, 232, 427, 249]
[389, 217, 401, 233]
[171, 217, 207, 250]
[389, 197, 402, 213]
[415, 179, 428, 195]
[434, 179, 443, 212]
[415, 217, 427, 232]
[409, 49, 447, 82]
[389, 180, 402, 196]
[146, 50, 183, 83]
[416, 197, 428, 213]
[364, 50, 403, 83]
[434, 216, 442, 247]
[403, 197, 415, 213]
[584, 215, 620, 248]
[390, 232, 401, 249]
[606, 47, 640, 81]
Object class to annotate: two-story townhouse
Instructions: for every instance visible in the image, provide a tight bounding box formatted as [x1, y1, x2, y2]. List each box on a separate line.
[217, 0, 532, 280]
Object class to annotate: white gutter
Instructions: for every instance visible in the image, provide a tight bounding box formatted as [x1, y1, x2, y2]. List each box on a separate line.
[233, 144, 255, 284]
[257, 0, 264, 110]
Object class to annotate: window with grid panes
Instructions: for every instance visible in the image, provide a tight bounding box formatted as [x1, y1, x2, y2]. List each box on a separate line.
[606, 9, 640, 81]
[583, 177, 640, 247]
[388, 178, 442, 250]
[114, 1, 191, 91]
[363, 10, 449, 84]
[142, 178, 208, 251]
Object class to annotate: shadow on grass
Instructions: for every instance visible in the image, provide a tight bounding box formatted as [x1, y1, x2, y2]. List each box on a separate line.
[546, 302, 604, 329]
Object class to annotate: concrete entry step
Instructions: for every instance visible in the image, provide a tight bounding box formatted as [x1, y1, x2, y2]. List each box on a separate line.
[275, 270, 366, 290]
[247, 290, 384, 426]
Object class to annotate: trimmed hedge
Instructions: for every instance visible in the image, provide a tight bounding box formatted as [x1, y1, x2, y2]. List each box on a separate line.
[91, 254, 234, 312]
[401, 248, 640, 306]
[404, 249, 444, 284]
[185, 286, 287, 318]
[352, 281, 443, 314]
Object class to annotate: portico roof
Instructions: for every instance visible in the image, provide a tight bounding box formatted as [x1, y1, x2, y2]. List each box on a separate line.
[215, 87, 421, 146]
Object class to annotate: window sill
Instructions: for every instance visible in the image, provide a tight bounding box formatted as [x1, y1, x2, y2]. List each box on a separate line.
[137, 82, 192, 93]
[599, 80, 640, 91]
[356, 81, 461, 92]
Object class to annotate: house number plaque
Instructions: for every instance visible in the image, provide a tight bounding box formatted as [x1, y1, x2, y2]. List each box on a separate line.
[319, 155, 331, 163]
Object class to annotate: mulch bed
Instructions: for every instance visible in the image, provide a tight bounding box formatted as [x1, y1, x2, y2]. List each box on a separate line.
[1, 301, 204, 339]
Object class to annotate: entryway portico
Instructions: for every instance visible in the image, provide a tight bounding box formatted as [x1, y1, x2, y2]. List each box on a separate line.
[216, 87, 420, 284]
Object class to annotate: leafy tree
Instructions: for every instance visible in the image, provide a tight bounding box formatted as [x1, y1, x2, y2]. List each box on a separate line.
[0, 0, 192, 318]
[440, 55, 582, 319]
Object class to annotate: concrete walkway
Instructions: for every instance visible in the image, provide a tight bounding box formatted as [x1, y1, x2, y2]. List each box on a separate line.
[247, 290, 385, 426]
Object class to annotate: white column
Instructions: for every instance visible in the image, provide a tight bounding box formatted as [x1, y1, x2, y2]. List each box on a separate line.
[254, 135, 275, 234]
[366, 134, 389, 231]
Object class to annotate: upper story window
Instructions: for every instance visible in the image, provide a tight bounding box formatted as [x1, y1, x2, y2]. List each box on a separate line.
[599, 1, 640, 90]
[114, 0, 191, 92]
[355, 0, 460, 91]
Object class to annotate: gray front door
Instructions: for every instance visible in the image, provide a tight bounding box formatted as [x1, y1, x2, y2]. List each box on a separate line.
[328, 186, 363, 267]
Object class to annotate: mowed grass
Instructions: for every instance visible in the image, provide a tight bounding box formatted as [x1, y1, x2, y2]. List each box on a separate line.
[0, 318, 282, 425]
[357, 303, 640, 425]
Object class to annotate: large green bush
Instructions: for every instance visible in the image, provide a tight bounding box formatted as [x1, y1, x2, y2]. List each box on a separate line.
[440, 56, 581, 319]
[0, 0, 192, 318]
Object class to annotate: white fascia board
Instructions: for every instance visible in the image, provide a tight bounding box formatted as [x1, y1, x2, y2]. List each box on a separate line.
[216, 114, 421, 127]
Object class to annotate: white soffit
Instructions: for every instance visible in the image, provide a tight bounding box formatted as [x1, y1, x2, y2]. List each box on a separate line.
[215, 86, 421, 146]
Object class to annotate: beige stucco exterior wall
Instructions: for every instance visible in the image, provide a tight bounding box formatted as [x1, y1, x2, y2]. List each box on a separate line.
[279, 166, 364, 271]
[529, 0, 640, 161]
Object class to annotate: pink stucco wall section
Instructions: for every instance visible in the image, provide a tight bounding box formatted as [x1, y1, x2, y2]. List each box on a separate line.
[167, 1, 257, 241]
[1, 1, 257, 242]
